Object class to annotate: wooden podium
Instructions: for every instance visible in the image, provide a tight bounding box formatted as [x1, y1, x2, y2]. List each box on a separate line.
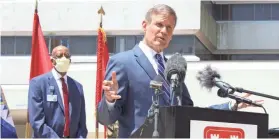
[130, 106, 268, 138]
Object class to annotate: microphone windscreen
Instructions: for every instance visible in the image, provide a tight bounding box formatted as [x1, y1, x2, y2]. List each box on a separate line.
[164, 53, 187, 83]
[196, 65, 221, 90]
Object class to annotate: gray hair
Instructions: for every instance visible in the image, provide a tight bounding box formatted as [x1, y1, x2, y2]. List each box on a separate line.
[145, 4, 177, 26]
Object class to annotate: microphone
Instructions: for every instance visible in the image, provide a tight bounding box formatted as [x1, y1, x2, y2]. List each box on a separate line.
[150, 75, 164, 92]
[164, 53, 187, 86]
[164, 53, 187, 106]
[217, 89, 262, 107]
[148, 75, 163, 138]
[196, 65, 234, 94]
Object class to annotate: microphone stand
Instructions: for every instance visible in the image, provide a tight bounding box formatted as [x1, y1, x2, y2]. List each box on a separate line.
[235, 87, 279, 101]
[233, 100, 241, 111]
[170, 74, 182, 106]
[148, 80, 163, 138]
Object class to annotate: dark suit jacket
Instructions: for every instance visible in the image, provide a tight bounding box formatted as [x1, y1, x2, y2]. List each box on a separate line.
[28, 71, 87, 138]
[97, 44, 230, 138]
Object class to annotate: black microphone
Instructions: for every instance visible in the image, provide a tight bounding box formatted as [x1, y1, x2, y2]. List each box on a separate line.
[196, 65, 234, 94]
[164, 53, 187, 106]
[164, 53, 187, 85]
[217, 89, 262, 107]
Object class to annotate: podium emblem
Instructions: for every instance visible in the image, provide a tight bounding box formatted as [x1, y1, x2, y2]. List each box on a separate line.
[204, 126, 245, 139]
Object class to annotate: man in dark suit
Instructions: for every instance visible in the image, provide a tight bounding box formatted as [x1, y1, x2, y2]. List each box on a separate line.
[28, 45, 87, 138]
[97, 4, 258, 138]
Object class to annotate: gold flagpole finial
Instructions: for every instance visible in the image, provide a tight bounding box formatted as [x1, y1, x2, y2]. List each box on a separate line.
[97, 6, 105, 28]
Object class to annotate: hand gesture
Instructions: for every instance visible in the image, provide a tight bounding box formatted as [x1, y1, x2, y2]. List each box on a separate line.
[102, 71, 121, 103]
[236, 93, 264, 110]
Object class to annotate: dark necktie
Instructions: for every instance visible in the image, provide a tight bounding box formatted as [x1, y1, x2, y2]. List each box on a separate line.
[155, 54, 170, 104]
[60, 77, 70, 137]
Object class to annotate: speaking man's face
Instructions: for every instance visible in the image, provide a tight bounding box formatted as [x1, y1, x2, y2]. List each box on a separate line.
[142, 13, 175, 53]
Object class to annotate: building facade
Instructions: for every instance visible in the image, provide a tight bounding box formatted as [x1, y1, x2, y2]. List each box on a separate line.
[1, 0, 279, 137]
[2, 1, 279, 60]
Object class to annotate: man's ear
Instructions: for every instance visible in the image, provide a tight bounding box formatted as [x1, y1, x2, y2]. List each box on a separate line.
[142, 20, 148, 33]
[50, 57, 56, 65]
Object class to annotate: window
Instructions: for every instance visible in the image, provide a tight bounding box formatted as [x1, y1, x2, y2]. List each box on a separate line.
[231, 4, 254, 20]
[271, 4, 279, 20]
[1, 35, 196, 56]
[1, 36, 32, 55]
[213, 3, 279, 21]
[255, 4, 272, 20]
[1, 36, 15, 55]
[165, 35, 194, 55]
[107, 36, 116, 54]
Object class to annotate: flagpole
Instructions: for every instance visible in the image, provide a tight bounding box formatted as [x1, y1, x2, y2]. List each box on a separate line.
[96, 6, 105, 139]
[25, 1, 38, 138]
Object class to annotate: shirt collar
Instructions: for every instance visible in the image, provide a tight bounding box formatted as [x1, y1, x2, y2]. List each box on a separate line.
[139, 41, 164, 59]
[51, 68, 67, 82]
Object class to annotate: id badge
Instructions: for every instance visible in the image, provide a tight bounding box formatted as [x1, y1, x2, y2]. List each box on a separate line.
[47, 95, 57, 102]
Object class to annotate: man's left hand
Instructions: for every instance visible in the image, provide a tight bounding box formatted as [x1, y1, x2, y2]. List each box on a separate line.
[232, 93, 264, 110]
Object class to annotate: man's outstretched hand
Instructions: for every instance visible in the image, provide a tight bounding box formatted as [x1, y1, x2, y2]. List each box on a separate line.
[103, 71, 121, 103]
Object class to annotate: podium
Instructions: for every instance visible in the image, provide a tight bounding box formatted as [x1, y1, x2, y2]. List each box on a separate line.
[130, 106, 268, 138]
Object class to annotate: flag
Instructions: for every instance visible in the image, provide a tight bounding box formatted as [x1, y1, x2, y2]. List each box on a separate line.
[1, 86, 18, 138]
[25, 2, 53, 138]
[29, 3, 52, 79]
[95, 26, 109, 138]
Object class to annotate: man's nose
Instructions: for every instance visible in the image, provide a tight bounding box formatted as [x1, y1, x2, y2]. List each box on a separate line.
[160, 26, 168, 36]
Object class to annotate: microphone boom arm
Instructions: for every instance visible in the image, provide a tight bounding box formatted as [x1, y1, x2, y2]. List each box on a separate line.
[235, 87, 279, 101]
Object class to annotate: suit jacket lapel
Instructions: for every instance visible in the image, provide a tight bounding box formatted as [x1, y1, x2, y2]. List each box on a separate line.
[47, 72, 64, 113]
[133, 44, 156, 80]
[133, 44, 170, 105]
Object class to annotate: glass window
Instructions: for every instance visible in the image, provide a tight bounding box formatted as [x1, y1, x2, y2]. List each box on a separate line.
[1, 36, 15, 55]
[213, 3, 279, 21]
[45, 36, 62, 54]
[107, 36, 116, 54]
[231, 4, 254, 21]
[123, 36, 137, 51]
[15, 36, 32, 55]
[271, 4, 279, 20]
[221, 4, 230, 20]
[60, 37, 70, 48]
[165, 35, 194, 55]
[136, 35, 144, 43]
[69, 36, 96, 55]
[255, 4, 272, 20]
[213, 4, 222, 20]
[1, 35, 197, 56]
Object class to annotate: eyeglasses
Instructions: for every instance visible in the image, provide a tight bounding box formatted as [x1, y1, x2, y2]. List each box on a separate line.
[53, 53, 71, 59]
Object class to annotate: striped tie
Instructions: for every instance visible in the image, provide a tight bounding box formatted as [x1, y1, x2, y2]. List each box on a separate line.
[155, 54, 170, 103]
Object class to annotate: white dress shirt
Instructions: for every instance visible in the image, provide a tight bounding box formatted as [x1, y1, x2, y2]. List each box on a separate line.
[51, 68, 68, 107]
[138, 41, 165, 74]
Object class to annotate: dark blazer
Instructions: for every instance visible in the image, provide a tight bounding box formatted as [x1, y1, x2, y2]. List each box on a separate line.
[28, 71, 87, 138]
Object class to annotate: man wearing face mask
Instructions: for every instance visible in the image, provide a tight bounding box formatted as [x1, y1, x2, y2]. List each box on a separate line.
[28, 45, 88, 138]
